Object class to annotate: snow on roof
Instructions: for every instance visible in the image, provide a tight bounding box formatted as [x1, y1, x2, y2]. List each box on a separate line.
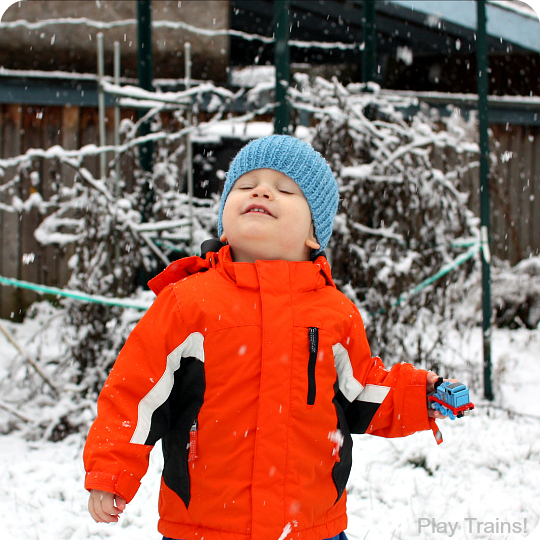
[389, 0, 540, 53]
[489, 0, 539, 20]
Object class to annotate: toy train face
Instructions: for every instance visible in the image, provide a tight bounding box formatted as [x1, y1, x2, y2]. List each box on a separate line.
[428, 381, 475, 418]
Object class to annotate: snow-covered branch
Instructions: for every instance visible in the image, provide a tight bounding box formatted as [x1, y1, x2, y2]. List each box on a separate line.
[351, 222, 405, 244]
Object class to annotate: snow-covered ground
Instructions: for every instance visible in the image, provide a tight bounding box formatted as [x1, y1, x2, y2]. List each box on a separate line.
[0, 305, 539, 540]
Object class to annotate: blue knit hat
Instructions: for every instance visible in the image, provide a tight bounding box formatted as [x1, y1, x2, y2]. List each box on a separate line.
[218, 135, 339, 251]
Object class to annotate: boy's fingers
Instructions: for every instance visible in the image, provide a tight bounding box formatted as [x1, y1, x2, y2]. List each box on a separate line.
[88, 495, 98, 521]
[101, 493, 123, 517]
[89, 494, 112, 523]
[116, 495, 127, 512]
[426, 371, 439, 393]
[88, 491, 122, 523]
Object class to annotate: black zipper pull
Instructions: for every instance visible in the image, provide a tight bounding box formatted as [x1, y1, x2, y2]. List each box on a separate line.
[307, 327, 319, 405]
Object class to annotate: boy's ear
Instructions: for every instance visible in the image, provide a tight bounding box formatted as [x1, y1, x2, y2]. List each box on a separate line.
[305, 239, 320, 250]
[219, 233, 228, 244]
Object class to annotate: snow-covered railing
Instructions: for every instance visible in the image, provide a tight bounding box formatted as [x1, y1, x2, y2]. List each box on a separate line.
[0, 17, 361, 51]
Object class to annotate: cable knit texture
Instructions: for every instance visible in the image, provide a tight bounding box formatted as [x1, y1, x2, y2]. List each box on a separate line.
[218, 135, 339, 251]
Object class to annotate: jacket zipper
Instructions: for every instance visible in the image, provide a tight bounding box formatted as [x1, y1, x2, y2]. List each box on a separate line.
[307, 327, 319, 405]
[188, 418, 198, 462]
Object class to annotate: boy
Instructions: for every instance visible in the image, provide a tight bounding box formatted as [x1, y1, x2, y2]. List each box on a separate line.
[84, 135, 445, 540]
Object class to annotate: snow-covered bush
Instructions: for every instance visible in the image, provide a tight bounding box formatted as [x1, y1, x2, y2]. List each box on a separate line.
[55, 135, 217, 407]
[0, 112, 218, 438]
[491, 256, 540, 329]
[291, 77, 481, 373]
[1, 77, 488, 437]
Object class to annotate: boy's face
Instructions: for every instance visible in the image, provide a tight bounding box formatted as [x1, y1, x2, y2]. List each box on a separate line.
[221, 168, 320, 263]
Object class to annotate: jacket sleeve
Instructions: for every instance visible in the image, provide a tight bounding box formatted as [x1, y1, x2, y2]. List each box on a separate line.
[335, 302, 438, 441]
[83, 284, 199, 502]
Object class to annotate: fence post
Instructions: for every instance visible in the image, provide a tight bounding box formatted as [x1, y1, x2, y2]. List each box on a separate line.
[137, 0, 154, 223]
[362, 0, 377, 83]
[114, 40, 121, 194]
[97, 32, 107, 180]
[185, 42, 195, 254]
[274, 0, 290, 135]
[477, 0, 494, 401]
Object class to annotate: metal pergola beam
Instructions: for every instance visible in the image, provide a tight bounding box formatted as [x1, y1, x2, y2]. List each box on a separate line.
[477, 0, 493, 401]
[137, 0, 154, 174]
[362, 0, 377, 82]
[274, 0, 291, 135]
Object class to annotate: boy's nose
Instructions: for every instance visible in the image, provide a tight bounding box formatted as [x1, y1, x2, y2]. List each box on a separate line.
[251, 185, 272, 199]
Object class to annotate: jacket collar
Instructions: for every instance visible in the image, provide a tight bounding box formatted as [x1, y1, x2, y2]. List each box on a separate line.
[148, 244, 335, 295]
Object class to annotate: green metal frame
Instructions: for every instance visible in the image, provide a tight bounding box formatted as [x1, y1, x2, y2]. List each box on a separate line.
[476, 0, 493, 401]
[137, 0, 154, 173]
[274, 0, 290, 135]
[362, 0, 377, 83]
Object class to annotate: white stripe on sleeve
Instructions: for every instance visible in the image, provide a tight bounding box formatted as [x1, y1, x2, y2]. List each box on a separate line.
[357, 383, 390, 404]
[333, 342, 364, 402]
[130, 332, 205, 444]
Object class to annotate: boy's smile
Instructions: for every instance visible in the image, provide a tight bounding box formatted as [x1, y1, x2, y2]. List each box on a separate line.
[244, 204, 274, 217]
[221, 168, 319, 263]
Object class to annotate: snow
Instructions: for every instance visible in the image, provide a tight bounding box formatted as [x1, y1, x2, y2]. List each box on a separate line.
[1, 305, 539, 540]
[194, 120, 273, 142]
[489, 0, 540, 20]
[0, 58, 539, 540]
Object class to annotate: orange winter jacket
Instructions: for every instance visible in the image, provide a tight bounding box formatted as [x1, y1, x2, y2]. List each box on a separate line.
[84, 245, 435, 540]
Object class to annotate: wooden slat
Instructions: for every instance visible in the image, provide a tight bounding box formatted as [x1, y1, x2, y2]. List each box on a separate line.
[41, 106, 63, 288]
[58, 105, 81, 287]
[79, 107, 100, 180]
[120, 109, 137, 193]
[520, 126, 531, 258]
[1, 105, 23, 319]
[530, 127, 540, 258]
[19, 105, 43, 312]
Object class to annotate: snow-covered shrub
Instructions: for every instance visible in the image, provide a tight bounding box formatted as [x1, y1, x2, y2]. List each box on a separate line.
[1, 77, 487, 437]
[491, 256, 540, 329]
[291, 76, 481, 373]
[50, 134, 217, 421]
[0, 112, 218, 438]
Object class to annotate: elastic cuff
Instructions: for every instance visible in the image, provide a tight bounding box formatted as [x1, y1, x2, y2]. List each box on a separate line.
[85, 471, 141, 503]
[85, 471, 118, 493]
[410, 368, 428, 386]
[115, 471, 142, 503]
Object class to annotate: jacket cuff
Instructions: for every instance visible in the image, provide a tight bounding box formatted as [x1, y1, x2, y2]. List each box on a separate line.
[409, 369, 444, 444]
[85, 471, 141, 503]
[402, 368, 431, 435]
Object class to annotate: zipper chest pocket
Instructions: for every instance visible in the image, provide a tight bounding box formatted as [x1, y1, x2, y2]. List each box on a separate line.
[307, 327, 319, 405]
[188, 418, 198, 462]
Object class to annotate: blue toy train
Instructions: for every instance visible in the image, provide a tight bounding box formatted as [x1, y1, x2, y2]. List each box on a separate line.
[428, 380, 474, 419]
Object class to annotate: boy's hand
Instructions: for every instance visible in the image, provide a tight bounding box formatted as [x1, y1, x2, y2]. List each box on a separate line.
[88, 489, 127, 523]
[426, 371, 457, 419]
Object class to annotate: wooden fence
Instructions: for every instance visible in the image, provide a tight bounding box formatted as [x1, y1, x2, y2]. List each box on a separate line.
[1, 102, 539, 319]
[0, 103, 139, 319]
